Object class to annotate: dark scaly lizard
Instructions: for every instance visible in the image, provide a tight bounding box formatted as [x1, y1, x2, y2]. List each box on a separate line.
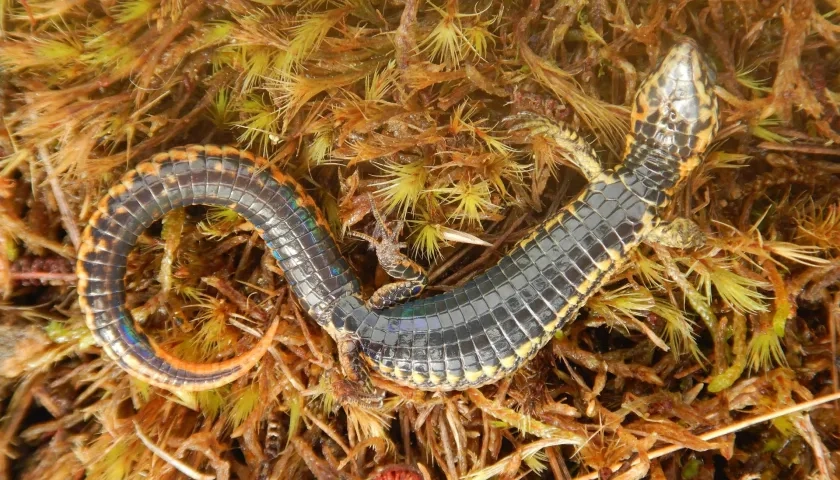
[76, 39, 719, 392]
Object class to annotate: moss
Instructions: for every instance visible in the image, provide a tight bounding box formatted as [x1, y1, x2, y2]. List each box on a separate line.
[3, 0, 840, 479]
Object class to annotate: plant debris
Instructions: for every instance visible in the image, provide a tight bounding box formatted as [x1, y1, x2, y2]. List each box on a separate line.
[1, 0, 840, 479]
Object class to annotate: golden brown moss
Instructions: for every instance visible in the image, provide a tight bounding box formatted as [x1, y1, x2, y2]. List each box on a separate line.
[1, 0, 840, 479]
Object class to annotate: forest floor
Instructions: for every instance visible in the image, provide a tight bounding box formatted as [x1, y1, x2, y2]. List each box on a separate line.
[1, 0, 840, 479]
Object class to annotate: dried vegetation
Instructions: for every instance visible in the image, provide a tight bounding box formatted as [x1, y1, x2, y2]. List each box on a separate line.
[1, 0, 840, 479]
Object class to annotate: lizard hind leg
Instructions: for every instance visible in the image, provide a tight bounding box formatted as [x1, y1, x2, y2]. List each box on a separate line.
[330, 335, 385, 409]
[348, 194, 429, 310]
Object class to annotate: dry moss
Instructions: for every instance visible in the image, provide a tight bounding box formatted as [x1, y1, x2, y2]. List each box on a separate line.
[1, 0, 840, 479]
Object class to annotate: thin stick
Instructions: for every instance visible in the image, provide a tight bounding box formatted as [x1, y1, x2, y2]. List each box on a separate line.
[10, 271, 77, 282]
[133, 421, 214, 480]
[572, 391, 840, 480]
[441, 213, 530, 286]
[38, 146, 80, 251]
[830, 292, 840, 407]
[428, 219, 503, 283]
[756, 141, 840, 157]
[303, 407, 351, 455]
[0, 375, 37, 479]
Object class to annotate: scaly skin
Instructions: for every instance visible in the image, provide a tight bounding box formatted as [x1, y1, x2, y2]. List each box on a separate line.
[76, 39, 718, 391]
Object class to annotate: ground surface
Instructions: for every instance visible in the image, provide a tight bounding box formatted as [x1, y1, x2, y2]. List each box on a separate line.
[1, 0, 840, 479]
